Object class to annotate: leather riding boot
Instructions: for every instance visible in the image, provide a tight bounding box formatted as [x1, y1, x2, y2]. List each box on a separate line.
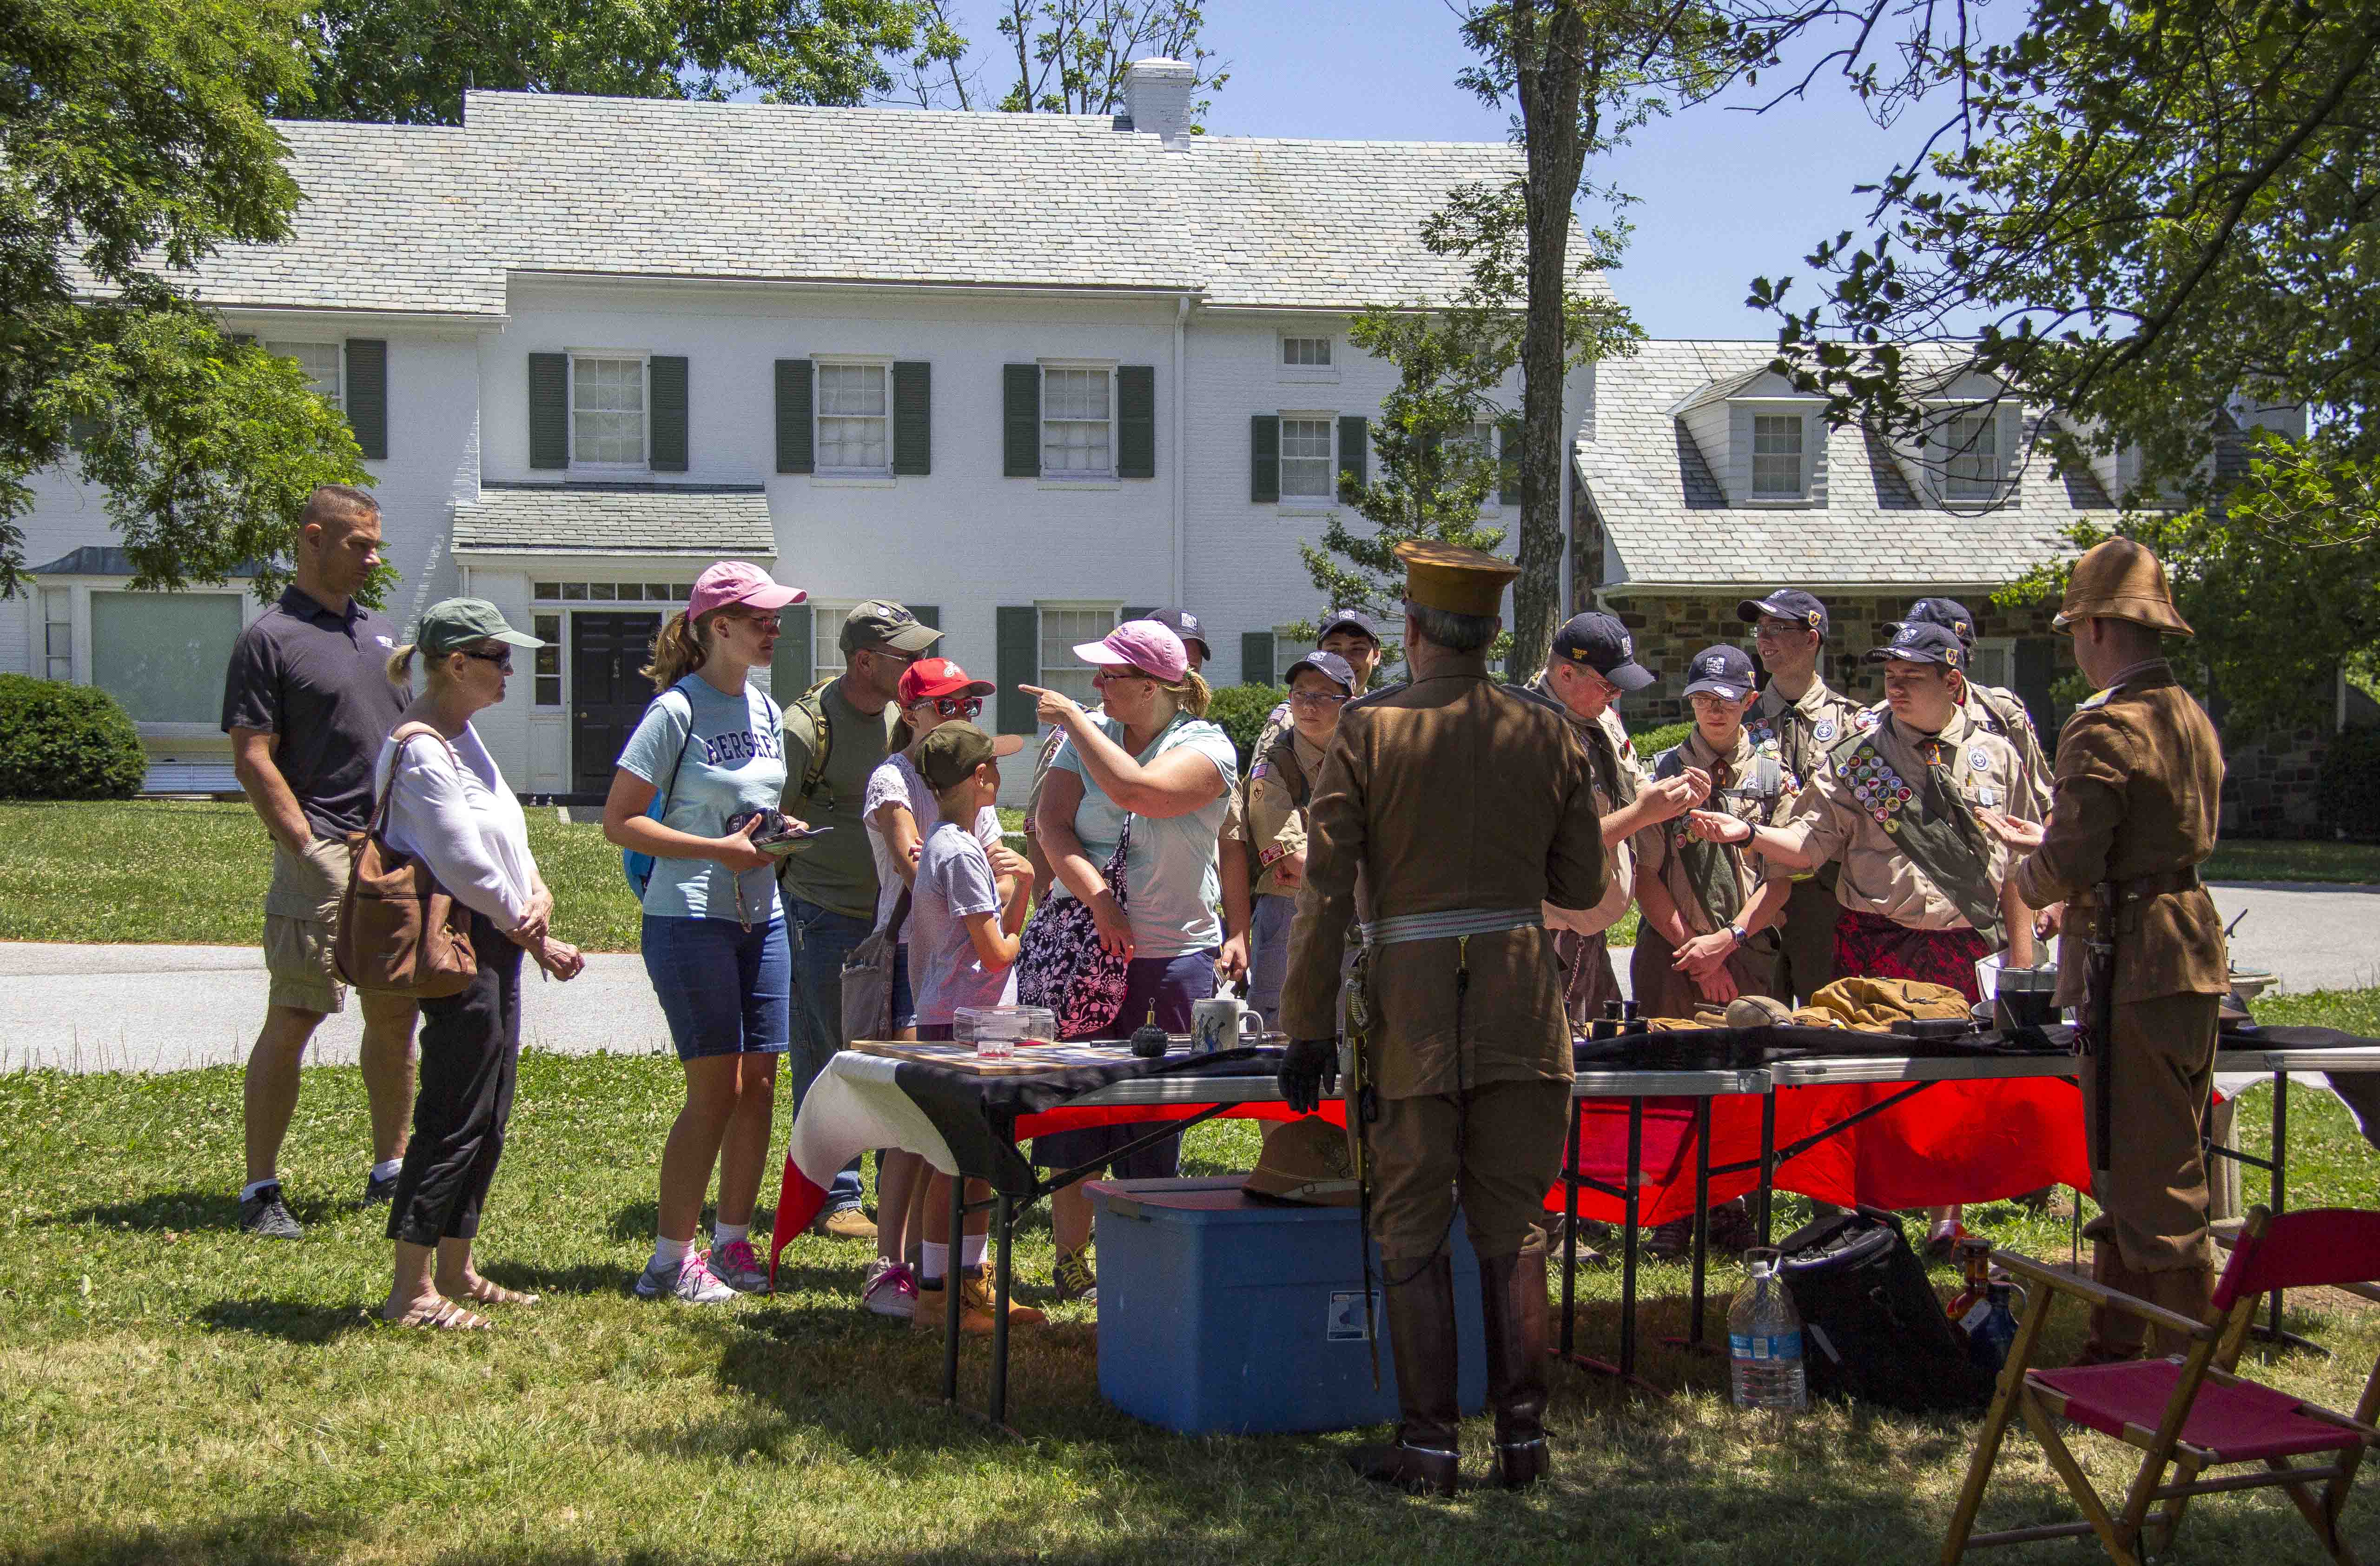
[1480, 1236, 1553, 1490]
[2076, 1242, 2150, 1365]
[1349, 1251, 1461, 1497]
[2142, 1263, 2217, 1359]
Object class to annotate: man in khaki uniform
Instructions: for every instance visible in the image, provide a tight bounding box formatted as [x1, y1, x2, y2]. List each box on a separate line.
[1279, 543, 1604, 1496]
[1890, 597, 2055, 815]
[1978, 540, 2227, 1360]
[1737, 590, 1861, 1002]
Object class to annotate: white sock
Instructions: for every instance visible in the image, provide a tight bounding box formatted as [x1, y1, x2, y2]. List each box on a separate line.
[960, 1233, 986, 1271]
[652, 1235, 692, 1271]
[239, 1178, 278, 1203]
[921, 1241, 949, 1285]
[1930, 1217, 1959, 1239]
[370, 1158, 402, 1183]
[714, 1221, 749, 1249]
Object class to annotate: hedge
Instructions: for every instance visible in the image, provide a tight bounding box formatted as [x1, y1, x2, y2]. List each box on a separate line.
[0, 675, 147, 800]
[1208, 683, 1286, 769]
[2317, 726, 2380, 842]
[1628, 719, 1695, 760]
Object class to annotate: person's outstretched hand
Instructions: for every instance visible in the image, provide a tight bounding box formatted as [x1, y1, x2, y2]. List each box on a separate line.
[1976, 809, 2045, 851]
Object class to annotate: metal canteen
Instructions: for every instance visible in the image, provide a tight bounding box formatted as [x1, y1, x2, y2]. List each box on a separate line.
[1993, 961, 2062, 1030]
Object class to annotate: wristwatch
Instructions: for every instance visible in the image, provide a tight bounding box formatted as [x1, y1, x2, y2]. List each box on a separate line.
[1727, 923, 1749, 948]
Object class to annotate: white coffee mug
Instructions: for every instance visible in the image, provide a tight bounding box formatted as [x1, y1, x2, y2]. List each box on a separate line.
[1191, 995, 1263, 1054]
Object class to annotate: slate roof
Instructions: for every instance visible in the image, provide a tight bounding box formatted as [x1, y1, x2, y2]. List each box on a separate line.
[27, 546, 263, 577]
[1579, 339, 2116, 593]
[159, 92, 1587, 316]
[452, 483, 775, 556]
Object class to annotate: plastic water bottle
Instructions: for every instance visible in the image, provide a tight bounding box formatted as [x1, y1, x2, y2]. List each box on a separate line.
[1729, 1247, 1808, 1415]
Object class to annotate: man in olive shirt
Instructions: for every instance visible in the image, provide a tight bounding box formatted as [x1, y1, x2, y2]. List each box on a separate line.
[778, 600, 941, 1237]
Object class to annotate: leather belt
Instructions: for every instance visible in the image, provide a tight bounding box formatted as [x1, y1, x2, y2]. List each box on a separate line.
[1361, 906, 1543, 947]
[2075, 866, 2203, 908]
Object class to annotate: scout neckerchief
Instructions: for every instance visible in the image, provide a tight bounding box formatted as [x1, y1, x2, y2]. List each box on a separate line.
[1654, 733, 1782, 930]
[1825, 719, 2006, 943]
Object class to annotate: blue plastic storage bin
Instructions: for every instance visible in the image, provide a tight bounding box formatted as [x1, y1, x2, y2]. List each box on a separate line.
[1087, 1176, 1488, 1434]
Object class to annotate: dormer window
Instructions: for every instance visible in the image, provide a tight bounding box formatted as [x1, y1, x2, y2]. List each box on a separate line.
[1942, 410, 2001, 499]
[1751, 415, 1805, 498]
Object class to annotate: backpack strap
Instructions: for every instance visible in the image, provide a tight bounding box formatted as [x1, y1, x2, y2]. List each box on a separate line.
[654, 687, 697, 815]
[792, 677, 835, 801]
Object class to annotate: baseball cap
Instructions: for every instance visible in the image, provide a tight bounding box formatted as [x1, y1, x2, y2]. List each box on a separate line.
[916, 720, 1023, 790]
[688, 561, 805, 622]
[839, 599, 943, 657]
[1681, 644, 1758, 701]
[1072, 619, 1189, 683]
[418, 597, 543, 654]
[1147, 607, 1211, 664]
[1550, 611, 1654, 691]
[1865, 621, 1966, 670]
[1283, 650, 1357, 693]
[1896, 597, 1978, 647]
[897, 657, 995, 707]
[1736, 589, 1830, 637]
[1316, 607, 1384, 644]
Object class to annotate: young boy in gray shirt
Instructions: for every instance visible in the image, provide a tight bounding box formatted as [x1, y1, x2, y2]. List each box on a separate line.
[910, 723, 1029, 1033]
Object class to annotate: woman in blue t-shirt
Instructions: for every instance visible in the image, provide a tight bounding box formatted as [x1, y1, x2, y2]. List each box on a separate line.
[602, 560, 804, 1305]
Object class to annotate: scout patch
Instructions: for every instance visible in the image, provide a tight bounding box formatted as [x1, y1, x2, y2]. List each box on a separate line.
[1813, 718, 1838, 743]
[1840, 738, 1915, 827]
[1250, 759, 1271, 781]
[1855, 707, 1883, 732]
[1967, 745, 1990, 772]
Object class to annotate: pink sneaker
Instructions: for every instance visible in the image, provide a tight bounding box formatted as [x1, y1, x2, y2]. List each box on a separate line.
[635, 1249, 736, 1304]
[709, 1238, 770, 1294]
[863, 1258, 919, 1318]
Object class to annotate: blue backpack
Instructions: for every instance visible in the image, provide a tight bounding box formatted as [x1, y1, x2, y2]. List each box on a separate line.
[621, 690, 696, 900]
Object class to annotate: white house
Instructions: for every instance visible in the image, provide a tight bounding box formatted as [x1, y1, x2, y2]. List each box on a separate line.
[10, 63, 1595, 801]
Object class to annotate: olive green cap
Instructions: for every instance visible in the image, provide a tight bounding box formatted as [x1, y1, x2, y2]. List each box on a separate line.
[418, 597, 542, 655]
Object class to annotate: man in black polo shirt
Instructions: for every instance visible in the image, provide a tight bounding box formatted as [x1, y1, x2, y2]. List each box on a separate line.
[221, 485, 420, 1239]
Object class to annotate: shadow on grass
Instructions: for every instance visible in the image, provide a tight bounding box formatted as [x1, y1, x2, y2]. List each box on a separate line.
[477, 1259, 643, 1299]
[60, 1189, 250, 1233]
[194, 1297, 375, 1344]
[9, 1507, 361, 1566]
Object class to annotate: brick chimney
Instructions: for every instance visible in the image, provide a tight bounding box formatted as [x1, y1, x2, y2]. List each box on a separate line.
[1122, 58, 1194, 150]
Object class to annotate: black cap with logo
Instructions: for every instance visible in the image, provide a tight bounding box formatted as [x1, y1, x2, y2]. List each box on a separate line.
[1149, 607, 1211, 664]
[1736, 589, 1831, 637]
[1550, 611, 1654, 690]
[1316, 607, 1384, 645]
[1865, 620, 1966, 670]
[1681, 644, 1759, 700]
[1894, 597, 1977, 648]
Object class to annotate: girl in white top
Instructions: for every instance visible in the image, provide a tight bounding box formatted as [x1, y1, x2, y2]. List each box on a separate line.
[371, 598, 582, 1332]
[855, 657, 1028, 1317]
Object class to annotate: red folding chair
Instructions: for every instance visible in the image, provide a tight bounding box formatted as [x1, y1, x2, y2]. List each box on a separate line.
[1944, 1207, 2380, 1566]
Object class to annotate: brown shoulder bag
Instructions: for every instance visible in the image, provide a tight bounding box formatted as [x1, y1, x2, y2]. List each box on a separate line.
[334, 722, 479, 998]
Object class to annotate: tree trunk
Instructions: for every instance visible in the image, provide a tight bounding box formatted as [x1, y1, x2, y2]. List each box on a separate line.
[1507, 1, 1590, 684]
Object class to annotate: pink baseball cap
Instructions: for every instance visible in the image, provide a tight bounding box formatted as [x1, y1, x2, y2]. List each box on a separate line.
[1073, 620, 1188, 683]
[688, 560, 804, 621]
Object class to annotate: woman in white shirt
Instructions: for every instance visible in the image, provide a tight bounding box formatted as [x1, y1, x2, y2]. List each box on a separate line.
[372, 599, 583, 1330]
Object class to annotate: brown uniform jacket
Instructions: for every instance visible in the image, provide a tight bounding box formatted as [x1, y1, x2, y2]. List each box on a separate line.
[1526, 672, 1639, 936]
[1281, 670, 1605, 1099]
[2010, 660, 2227, 1003]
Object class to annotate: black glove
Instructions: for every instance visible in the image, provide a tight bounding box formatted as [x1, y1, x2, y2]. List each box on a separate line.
[1278, 1037, 1340, 1115]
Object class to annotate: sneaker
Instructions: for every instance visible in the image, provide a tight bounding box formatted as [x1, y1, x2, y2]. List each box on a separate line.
[862, 1258, 919, 1319]
[1052, 1245, 1098, 1305]
[238, 1182, 303, 1240]
[815, 1206, 877, 1241]
[634, 1250, 737, 1303]
[363, 1168, 400, 1207]
[708, 1238, 770, 1294]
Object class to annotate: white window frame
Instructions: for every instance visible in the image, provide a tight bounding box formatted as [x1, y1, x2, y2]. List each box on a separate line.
[531, 612, 564, 710]
[1750, 412, 1807, 499]
[39, 576, 260, 739]
[1273, 626, 1312, 684]
[813, 357, 893, 478]
[41, 586, 73, 681]
[1278, 411, 1338, 501]
[1939, 406, 2004, 502]
[1278, 332, 1339, 383]
[1968, 636, 2016, 692]
[1039, 361, 1117, 481]
[264, 341, 343, 411]
[809, 598, 862, 686]
[568, 350, 650, 473]
[1036, 601, 1123, 708]
[532, 580, 690, 604]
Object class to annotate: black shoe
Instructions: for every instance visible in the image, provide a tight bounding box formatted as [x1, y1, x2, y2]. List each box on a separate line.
[239, 1183, 303, 1240]
[1706, 1201, 1761, 1258]
[363, 1168, 400, 1207]
[1644, 1216, 1694, 1261]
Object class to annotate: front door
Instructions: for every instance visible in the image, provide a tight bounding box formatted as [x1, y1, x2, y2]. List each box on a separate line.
[572, 611, 663, 796]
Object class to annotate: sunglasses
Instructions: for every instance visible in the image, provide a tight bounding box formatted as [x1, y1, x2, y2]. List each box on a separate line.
[1289, 689, 1350, 709]
[923, 694, 984, 719]
[1091, 665, 1157, 685]
[460, 650, 513, 673]
[722, 613, 781, 634]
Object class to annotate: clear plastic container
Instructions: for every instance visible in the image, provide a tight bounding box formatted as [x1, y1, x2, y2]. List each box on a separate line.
[1729, 1247, 1808, 1416]
[954, 1005, 1056, 1062]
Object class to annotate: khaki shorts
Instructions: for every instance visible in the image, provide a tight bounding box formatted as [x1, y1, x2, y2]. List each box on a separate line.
[264, 835, 350, 1015]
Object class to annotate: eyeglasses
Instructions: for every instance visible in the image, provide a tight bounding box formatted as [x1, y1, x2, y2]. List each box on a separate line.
[460, 650, 513, 673]
[1752, 618, 1810, 641]
[929, 695, 984, 719]
[1092, 666, 1155, 686]
[859, 646, 916, 667]
[1289, 689, 1350, 709]
[723, 613, 781, 634]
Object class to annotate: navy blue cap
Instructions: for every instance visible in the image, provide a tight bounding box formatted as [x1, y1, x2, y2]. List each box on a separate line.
[1284, 649, 1358, 693]
[1316, 607, 1383, 644]
[1150, 607, 1210, 662]
[1865, 621, 1966, 670]
[1737, 589, 1830, 637]
[1895, 597, 1977, 648]
[1681, 644, 1759, 701]
[1551, 611, 1654, 690]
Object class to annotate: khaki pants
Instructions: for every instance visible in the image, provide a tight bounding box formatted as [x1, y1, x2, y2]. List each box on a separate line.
[264, 835, 351, 1015]
[1773, 876, 1840, 1005]
[2082, 989, 2222, 1273]
[1367, 1077, 1571, 1264]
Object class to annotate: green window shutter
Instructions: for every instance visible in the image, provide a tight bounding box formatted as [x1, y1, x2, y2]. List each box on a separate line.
[1250, 414, 1281, 503]
[1121, 604, 1157, 624]
[1117, 365, 1156, 478]
[1003, 365, 1040, 477]
[995, 606, 1039, 735]
[912, 605, 940, 628]
[1498, 416, 1522, 506]
[528, 352, 569, 470]
[1242, 631, 1276, 686]
[1338, 415, 1368, 493]
[344, 339, 388, 459]
[2013, 636, 2061, 745]
[892, 360, 931, 476]
[771, 603, 815, 698]
[648, 355, 688, 472]
[775, 359, 813, 474]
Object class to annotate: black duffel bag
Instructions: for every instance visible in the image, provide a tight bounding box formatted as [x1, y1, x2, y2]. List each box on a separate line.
[1775, 1206, 1997, 1415]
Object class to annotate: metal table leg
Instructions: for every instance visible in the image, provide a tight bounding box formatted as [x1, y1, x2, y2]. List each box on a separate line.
[1667, 1098, 1717, 1353]
[941, 1170, 965, 1401]
[2254, 1071, 2325, 1355]
[1758, 1089, 1779, 1246]
[1620, 1095, 1642, 1380]
[989, 1191, 1015, 1427]
[1560, 1100, 1581, 1358]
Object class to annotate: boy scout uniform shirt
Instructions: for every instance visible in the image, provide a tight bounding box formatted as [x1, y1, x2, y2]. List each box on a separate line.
[1780, 705, 2039, 930]
[777, 681, 899, 920]
[1524, 671, 1641, 937]
[2010, 659, 2227, 1005]
[1247, 729, 1327, 898]
[1747, 678, 1858, 793]
[1866, 683, 2055, 815]
[1280, 672, 1605, 1100]
[1633, 726, 1792, 937]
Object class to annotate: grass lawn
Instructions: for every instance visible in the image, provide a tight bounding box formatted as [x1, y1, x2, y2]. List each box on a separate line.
[3, 992, 2378, 1564]
[2203, 838, 2380, 884]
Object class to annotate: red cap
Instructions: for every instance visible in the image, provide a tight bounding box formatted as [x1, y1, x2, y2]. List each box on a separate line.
[898, 657, 996, 706]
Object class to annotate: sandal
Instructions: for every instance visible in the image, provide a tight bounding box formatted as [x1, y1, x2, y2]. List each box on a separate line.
[443, 1276, 540, 1308]
[383, 1297, 489, 1330]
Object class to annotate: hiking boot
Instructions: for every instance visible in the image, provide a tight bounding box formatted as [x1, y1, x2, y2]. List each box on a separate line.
[708, 1238, 770, 1294]
[1053, 1244, 1098, 1304]
[862, 1258, 918, 1319]
[1644, 1216, 1694, 1261]
[362, 1168, 400, 1207]
[914, 1272, 1045, 1334]
[239, 1182, 303, 1240]
[1706, 1200, 1761, 1259]
[634, 1250, 736, 1304]
[815, 1206, 877, 1241]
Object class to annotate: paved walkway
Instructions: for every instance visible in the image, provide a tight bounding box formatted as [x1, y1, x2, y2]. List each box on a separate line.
[2, 881, 2371, 1075]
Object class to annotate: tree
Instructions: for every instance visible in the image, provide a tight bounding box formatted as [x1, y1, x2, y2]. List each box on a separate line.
[1, 0, 373, 601]
[284, 0, 934, 125]
[882, 0, 1223, 119]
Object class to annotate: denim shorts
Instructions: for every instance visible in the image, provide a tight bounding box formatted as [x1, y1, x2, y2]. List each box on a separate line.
[641, 914, 791, 1062]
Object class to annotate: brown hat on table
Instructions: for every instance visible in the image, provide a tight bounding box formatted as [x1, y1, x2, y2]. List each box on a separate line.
[1395, 539, 1519, 619]
[2053, 538, 2193, 637]
[1242, 1115, 1360, 1207]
